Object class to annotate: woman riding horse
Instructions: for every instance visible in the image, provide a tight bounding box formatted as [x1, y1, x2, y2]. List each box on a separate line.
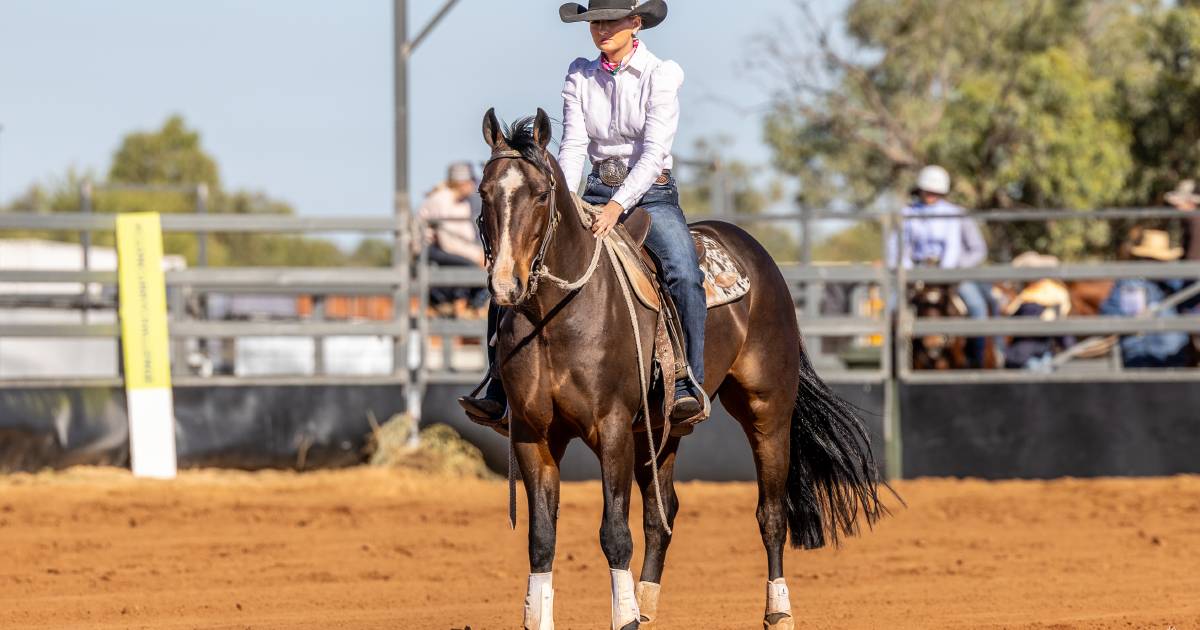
[460, 2, 888, 629]
[460, 0, 708, 428]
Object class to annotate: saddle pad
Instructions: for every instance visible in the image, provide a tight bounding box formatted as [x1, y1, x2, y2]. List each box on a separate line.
[694, 232, 750, 308]
[609, 229, 751, 311]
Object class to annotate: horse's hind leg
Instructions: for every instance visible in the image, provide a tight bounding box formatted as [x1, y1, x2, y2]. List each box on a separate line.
[632, 432, 680, 629]
[720, 380, 796, 630]
[513, 428, 569, 630]
[594, 419, 640, 630]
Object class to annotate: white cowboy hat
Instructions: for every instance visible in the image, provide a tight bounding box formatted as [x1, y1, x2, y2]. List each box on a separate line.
[1130, 229, 1183, 261]
[1011, 252, 1060, 268]
[1003, 279, 1072, 318]
[1165, 179, 1200, 208]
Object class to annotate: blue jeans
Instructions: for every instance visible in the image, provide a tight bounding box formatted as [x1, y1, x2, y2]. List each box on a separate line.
[957, 281, 996, 368]
[584, 173, 707, 383]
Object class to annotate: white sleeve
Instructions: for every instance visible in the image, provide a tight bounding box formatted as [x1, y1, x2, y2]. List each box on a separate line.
[958, 217, 988, 268]
[938, 219, 964, 269]
[557, 58, 590, 194]
[612, 60, 683, 211]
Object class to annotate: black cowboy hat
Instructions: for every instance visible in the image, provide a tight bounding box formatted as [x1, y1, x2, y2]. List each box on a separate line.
[559, 0, 668, 29]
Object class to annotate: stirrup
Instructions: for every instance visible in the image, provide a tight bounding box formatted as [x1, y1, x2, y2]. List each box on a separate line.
[458, 395, 508, 436]
[458, 373, 509, 435]
[669, 367, 710, 436]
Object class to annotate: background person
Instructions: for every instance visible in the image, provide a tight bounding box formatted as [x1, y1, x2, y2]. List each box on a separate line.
[1100, 229, 1191, 368]
[417, 161, 489, 317]
[889, 165, 995, 367]
[1165, 179, 1200, 319]
[1002, 253, 1073, 371]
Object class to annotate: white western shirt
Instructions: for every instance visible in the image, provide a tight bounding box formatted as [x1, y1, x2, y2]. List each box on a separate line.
[557, 43, 684, 212]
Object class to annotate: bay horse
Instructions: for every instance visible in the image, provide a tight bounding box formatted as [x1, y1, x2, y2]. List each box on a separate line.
[476, 108, 886, 630]
[909, 283, 1002, 370]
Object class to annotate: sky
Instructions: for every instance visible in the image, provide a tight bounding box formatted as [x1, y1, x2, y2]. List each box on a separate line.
[0, 0, 847, 218]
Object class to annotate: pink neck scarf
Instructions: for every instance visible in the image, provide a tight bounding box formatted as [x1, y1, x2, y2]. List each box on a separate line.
[601, 38, 638, 76]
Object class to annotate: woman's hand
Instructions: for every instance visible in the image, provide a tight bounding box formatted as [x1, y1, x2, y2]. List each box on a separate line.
[591, 200, 625, 239]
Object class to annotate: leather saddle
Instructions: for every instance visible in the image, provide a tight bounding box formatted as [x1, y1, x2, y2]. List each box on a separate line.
[609, 208, 751, 314]
[608, 207, 751, 434]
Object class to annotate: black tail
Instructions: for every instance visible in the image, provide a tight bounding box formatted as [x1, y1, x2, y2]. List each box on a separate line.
[785, 347, 893, 549]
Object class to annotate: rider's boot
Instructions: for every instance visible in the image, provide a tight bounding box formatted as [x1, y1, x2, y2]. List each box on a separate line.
[458, 305, 508, 429]
[670, 376, 704, 422]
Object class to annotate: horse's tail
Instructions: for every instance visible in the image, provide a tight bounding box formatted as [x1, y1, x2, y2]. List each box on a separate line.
[785, 345, 892, 549]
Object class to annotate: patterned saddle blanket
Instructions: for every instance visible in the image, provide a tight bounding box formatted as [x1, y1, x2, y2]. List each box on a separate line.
[608, 226, 751, 313]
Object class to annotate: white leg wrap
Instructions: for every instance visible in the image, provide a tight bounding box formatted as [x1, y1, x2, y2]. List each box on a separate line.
[610, 568, 640, 629]
[523, 572, 554, 630]
[766, 577, 792, 617]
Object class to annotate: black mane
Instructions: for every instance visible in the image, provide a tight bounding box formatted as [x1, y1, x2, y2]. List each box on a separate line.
[502, 116, 552, 174]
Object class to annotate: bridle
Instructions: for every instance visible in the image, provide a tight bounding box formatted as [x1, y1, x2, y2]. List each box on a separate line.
[477, 149, 561, 303]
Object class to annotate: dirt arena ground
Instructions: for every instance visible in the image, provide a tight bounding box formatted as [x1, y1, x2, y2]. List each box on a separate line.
[1, 468, 1198, 630]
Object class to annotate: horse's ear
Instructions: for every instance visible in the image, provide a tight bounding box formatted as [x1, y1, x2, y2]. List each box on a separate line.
[533, 108, 553, 151]
[482, 108, 506, 150]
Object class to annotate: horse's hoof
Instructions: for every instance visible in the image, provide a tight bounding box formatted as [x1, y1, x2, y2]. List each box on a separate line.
[764, 613, 794, 630]
[618, 622, 639, 630]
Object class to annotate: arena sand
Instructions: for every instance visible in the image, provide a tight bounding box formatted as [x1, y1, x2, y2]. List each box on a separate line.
[1, 468, 1197, 629]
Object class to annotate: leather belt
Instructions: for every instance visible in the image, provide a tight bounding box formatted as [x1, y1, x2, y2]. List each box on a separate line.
[593, 158, 671, 187]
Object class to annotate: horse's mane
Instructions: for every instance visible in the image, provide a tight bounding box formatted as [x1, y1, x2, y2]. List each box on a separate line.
[502, 116, 553, 175]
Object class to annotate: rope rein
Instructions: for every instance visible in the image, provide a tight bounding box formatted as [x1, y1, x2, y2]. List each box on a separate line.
[603, 238, 673, 536]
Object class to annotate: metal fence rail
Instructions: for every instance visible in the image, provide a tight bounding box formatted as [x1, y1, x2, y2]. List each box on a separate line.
[4, 209, 1200, 392]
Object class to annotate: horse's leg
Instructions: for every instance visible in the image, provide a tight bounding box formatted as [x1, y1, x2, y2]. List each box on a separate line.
[720, 381, 796, 630]
[514, 428, 569, 630]
[632, 433, 680, 629]
[595, 419, 640, 630]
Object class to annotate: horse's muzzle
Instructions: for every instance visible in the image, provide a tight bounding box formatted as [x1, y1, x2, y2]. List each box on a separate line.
[491, 275, 525, 306]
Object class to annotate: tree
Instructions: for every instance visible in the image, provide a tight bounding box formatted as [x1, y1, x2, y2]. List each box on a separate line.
[1121, 5, 1200, 203]
[108, 115, 220, 189]
[3, 115, 354, 268]
[757, 0, 1152, 259]
[349, 238, 395, 267]
[675, 137, 798, 261]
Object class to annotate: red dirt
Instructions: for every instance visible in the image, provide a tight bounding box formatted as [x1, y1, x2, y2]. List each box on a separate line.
[1, 468, 1198, 629]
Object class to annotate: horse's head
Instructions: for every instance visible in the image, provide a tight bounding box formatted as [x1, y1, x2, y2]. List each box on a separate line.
[478, 107, 558, 306]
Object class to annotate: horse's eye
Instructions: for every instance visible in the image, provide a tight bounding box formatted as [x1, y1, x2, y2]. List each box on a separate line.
[536, 191, 552, 203]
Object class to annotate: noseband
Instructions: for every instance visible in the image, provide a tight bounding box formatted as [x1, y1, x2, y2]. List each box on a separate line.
[478, 149, 560, 304]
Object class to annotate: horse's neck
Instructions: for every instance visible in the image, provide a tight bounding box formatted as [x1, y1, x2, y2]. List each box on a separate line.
[527, 166, 608, 320]
[543, 163, 600, 282]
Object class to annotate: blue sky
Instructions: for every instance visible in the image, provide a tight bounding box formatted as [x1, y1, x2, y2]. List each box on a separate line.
[0, 1, 846, 216]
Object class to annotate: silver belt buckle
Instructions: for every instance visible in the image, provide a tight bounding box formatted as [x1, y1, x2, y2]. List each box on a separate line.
[598, 158, 628, 187]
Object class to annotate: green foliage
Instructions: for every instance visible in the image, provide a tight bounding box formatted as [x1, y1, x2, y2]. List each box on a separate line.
[349, 238, 395, 267]
[676, 137, 800, 260]
[813, 221, 883, 263]
[2, 115, 355, 267]
[109, 115, 221, 189]
[760, 0, 1199, 260]
[1121, 6, 1200, 203]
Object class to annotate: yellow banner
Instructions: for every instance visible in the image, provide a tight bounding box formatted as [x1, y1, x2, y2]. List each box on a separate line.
[116, 212, 172, 390]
